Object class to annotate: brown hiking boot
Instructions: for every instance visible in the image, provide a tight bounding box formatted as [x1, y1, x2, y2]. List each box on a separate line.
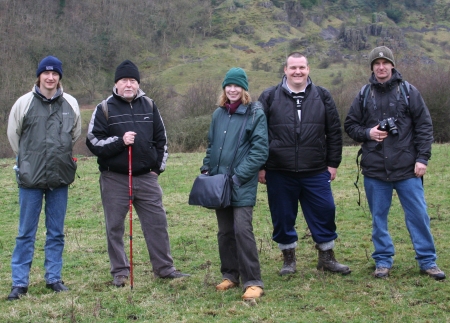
[373, 267, 390, 278]
[242, 286, 264, 300]
[316, 246, 351, 275]
[216, 279, 238, 291]
[279, 248, 296, 276]
[420, 266, 446, 280]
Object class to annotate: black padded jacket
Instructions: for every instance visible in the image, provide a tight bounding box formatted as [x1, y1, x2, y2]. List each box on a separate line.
[258, 76, 342, 176]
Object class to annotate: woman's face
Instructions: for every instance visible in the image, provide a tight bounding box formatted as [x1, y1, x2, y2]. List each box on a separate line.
[225, 84, 243, 104]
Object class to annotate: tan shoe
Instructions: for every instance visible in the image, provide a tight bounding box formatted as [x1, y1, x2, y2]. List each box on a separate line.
[216, 279, 237, 291]
[420, 266, 446, 280]
[242, 286, 264, 300]
[373, 267, 390, 278]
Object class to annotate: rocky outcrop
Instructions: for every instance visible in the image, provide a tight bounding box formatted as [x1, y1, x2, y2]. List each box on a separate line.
[340, 24, 407, 50]
[340, 27, 368, 50]
[285, 1, 304, 27]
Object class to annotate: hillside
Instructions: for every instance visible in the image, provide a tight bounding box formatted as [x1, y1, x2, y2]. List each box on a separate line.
[0, 0, 450, 156]
[152, 0, 450, 94]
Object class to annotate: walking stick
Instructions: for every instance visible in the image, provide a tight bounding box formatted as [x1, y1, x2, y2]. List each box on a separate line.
[128, 145, 134, 290]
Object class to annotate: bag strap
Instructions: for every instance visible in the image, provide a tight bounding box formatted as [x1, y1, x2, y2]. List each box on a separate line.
[226, 104, 251, 175]
[354, 148, 363, 207]
[316, 85, 326, 104]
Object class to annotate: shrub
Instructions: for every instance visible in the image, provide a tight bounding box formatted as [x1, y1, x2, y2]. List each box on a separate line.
[385, 8, 403, 23]
[167, 115, 211, 152]
[401, 64, 450, 142]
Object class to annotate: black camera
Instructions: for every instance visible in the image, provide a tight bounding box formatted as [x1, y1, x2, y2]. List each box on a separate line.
[378, 117, 398, 135]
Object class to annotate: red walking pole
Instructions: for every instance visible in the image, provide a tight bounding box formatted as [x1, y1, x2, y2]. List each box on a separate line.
[128, 145, 134, 290]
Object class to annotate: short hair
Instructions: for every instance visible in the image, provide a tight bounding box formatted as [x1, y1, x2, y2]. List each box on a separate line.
[217, 89, 252, 106]
[285, 52, 308, 67]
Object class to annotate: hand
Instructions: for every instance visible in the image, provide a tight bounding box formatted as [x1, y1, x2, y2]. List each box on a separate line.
[370, 125, 388, 142]
[258, 169, 266, 184]
[328, 167, 337, 181]
[123, 131, 137, 145]
[414, 162, 427, 177]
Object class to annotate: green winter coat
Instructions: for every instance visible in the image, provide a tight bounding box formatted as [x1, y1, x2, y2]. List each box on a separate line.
[201, 102, 268, 207]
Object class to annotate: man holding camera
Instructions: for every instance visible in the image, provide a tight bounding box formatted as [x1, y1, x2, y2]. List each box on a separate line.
[344, 46, 445, 280]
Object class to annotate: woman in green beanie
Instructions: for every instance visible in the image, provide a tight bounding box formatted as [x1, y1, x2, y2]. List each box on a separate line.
[199, 67, 269, 301]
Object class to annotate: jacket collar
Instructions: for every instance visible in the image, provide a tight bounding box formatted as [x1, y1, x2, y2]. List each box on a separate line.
[281, 75, 312, 94]
[33, 85, 63, 103]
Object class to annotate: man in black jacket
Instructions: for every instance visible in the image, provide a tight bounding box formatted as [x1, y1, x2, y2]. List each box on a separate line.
[258, 52, 350, 276]
[86, 60, 189, 287]
[344, 46, 445, 280]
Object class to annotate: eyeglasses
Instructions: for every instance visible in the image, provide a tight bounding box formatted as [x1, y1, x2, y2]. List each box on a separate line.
[118, 78, 137, 84]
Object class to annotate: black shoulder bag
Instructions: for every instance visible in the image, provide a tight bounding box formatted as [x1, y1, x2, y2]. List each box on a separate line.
[188, 105, 250, 209]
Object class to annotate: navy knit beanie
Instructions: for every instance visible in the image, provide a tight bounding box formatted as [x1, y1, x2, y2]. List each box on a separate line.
[115, 60, 140, 83]
[222, 67, 248, 91]
[36, 56, 63, 79]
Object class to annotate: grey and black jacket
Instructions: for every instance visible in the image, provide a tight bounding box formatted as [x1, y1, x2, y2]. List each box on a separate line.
[7, 86, 81, 189]
[258, 76, 342, 176]
[86, 88, 168, 176]
[344, 69, 433, 181]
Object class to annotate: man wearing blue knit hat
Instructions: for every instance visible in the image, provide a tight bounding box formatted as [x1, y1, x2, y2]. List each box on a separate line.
[7, 55, 81, 300]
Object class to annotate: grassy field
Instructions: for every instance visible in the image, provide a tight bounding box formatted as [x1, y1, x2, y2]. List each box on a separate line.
[0, 145, 449, 322]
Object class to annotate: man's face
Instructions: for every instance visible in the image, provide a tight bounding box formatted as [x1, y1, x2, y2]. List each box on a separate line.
[115, 78, 139, 101]
[372, 58, 394, 83]
[284, 56, 309, 91]
[39, 71, 60, 93]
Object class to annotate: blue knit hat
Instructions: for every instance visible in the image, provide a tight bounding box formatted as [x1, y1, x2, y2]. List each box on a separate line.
[222, 67, 248, 91]
[36, 56, 63, 79]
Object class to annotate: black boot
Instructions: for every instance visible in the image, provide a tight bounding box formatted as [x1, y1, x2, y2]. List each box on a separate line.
[8, 287, 28, 301]
[279, 248, 296, 276]
[316, 246, 351, 275]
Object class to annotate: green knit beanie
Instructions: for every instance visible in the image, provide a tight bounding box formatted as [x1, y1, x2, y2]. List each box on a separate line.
[222, 67, 248, 91]
[369, 46, 395, 70]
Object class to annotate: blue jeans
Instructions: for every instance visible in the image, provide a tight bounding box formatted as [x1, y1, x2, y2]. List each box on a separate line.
[364, 176, 437, 270]
[11, 186, 68, 287]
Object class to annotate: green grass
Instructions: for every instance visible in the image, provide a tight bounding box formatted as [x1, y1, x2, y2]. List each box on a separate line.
[1, 145, 450, 322]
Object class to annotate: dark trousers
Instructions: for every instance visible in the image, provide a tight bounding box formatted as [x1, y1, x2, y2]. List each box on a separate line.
[216, 206, 263, 289]
[100, 171, 176, 278]
[266, 170, 338, 245]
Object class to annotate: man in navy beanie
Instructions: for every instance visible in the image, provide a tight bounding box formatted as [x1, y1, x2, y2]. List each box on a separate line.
[7, 56, 81, 300]
[86, 60, 190, 287]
